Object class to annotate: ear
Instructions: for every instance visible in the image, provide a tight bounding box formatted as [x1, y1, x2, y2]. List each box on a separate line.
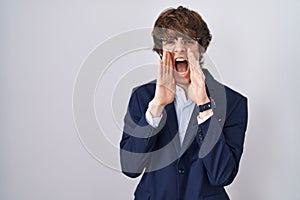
[199, 45, 206, 54]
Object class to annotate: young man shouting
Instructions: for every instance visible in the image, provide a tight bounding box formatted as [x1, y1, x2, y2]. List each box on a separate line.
[120, 6, 248, 200]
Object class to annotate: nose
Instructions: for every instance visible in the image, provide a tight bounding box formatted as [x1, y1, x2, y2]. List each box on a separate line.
[173, 38, 186, 53]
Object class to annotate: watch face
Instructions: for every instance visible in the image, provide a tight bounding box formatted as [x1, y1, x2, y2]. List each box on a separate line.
[198, 102, 211, 112]
[198, 98, 215, 112]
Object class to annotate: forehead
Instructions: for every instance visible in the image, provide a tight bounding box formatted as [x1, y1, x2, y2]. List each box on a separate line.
[156, 28, 194, 39]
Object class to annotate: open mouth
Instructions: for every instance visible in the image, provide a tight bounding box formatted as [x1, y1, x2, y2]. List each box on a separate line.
[175, 58, 188, 74]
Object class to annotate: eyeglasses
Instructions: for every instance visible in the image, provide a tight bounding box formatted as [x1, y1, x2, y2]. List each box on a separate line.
[160, 36, 201, 47]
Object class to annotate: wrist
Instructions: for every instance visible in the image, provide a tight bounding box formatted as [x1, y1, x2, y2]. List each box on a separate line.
[197, 97, 216, 114]
[148, 100, 165, 117]
[196, 97, 210, 107]
[198, 108, 213, 119]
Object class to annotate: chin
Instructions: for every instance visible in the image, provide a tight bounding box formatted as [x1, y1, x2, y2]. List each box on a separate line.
[174, 76, 190, 86]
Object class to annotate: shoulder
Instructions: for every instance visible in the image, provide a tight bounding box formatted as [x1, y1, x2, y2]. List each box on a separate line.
[127, 80, 157, 108]
[131, 79, 156, 96]
[204, 68, 247, 104]
[204, 69, 247, 116]
[224, 85, 247, 103]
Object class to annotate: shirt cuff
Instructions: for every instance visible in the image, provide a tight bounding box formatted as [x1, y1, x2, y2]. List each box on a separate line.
[197, 112, 213, 124]
[145, 109, 163, 128]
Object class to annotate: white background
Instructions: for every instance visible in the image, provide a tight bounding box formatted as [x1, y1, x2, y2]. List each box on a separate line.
[1, 0, 300, 199]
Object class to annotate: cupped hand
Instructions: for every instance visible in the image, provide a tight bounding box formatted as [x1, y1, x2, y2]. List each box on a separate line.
[186, 49, 210, 105]
[148, 51, 176, 117]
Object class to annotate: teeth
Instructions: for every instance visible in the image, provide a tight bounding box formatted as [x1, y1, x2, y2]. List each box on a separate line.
[176, 58, 186, 62]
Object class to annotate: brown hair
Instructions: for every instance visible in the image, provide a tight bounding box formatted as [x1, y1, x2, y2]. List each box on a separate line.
[152, 6, 212, 57]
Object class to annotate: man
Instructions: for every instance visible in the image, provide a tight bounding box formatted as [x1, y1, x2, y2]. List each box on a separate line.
[120, 6, 248, 200]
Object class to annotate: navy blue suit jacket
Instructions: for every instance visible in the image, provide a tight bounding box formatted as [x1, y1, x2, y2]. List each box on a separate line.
[120, 69, 248, 200]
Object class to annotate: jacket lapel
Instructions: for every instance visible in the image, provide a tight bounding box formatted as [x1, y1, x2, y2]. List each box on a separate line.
[178, 69, 227, 155]
[179, 105, 199, 156]
[151, 69, 227, 157]
[203, 69, 227, 128]
[165, 102, 181, 155]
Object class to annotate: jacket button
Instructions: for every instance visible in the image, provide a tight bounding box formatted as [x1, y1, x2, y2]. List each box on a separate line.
[178, 168, 184, 174]
[197, 128, 202, 135]
[198, 134, 204, 141]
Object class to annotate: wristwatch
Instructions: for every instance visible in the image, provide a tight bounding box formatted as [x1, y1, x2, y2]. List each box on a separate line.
[198, 98, 216, 112]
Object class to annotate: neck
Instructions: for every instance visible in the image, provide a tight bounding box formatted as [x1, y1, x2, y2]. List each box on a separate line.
[176, 83, 188, 97]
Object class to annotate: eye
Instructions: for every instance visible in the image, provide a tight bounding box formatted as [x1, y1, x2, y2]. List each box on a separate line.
[162, 38, 176, 45]
[183, 39, 195, 44]
[165, 40, 175, 44]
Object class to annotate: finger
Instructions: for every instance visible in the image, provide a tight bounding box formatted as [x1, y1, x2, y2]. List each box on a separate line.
[162, 51, 168, 76]
[158, 60, 163, 83]
[189, 56, 195, 74]
[188, 47, 200, 61]
[169, 51, 174, 68]
[167, 51, 173, 74]
[158, 60, 163, 74]
[191, 66, 196, 84]
[193, 60, 205, 80]
[188, 49, 203, 78]
[162, 50, 166, 62]
[165, 51, 170, 74]
[189, 62, 195, 75]
[188, 49, 200, 73]
[162, 50, 167, 69]
[188, 49, 195, 75]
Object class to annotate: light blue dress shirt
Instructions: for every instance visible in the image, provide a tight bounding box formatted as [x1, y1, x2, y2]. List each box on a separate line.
[145, 85, 213, 146]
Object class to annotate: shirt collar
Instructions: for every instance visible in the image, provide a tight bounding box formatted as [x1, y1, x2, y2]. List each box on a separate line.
[175, 85, 194, 107]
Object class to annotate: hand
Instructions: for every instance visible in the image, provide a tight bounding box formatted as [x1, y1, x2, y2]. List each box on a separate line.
[148, 51, 176, 117]
[186, 49, 210, 105]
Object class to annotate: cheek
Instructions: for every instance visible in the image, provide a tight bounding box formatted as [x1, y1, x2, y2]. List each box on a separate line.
[192, 48, 201, 60]
[163, 46, 173, 52]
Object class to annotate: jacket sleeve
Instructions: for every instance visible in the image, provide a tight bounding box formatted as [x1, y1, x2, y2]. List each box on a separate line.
[199, 96, 248, 186]
[119, 89, 162, 178]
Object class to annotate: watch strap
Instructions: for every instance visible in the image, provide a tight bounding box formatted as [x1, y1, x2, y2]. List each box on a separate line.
[198, 98, 216, 112]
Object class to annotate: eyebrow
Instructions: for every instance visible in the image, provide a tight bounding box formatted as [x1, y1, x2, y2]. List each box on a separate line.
[160, 36, 197, 42]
